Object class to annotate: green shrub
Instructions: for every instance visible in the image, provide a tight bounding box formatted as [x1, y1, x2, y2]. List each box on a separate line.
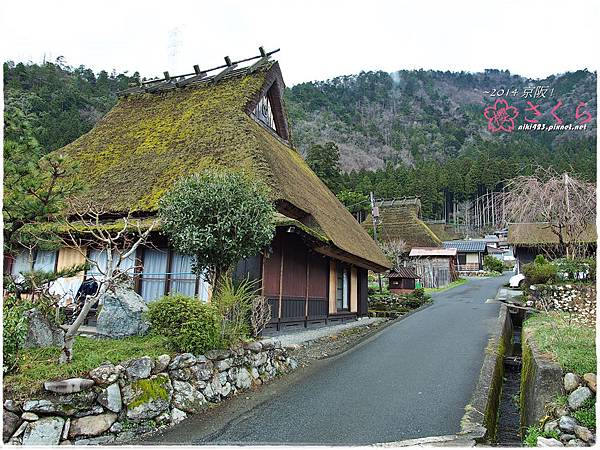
[522, 258, 557, 285]
[175, 313, 222, 354]
[523, 425, 560, 446]
[554, 257, 596, 282]
[146, 294, 203, 337]
[146, 294, 223, 353]
[212, 277, 256, 346]
[483, 255, 504, 273]
[3, 296, 33, 374]
[573, 397, 596, 429]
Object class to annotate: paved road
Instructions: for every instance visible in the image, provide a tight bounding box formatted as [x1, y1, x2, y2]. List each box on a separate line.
[150, 274, 510, 445]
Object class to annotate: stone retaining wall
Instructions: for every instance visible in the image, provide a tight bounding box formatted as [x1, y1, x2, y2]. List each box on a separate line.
[531, 284, 596, 326]
[3, 341, 297, 445]
[519, 330, 564, 431]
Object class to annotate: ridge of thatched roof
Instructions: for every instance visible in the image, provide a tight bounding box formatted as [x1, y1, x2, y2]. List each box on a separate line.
[508, 222, 597, 246]
[51, 61, 390, 271]
[363, 203, 442, 248]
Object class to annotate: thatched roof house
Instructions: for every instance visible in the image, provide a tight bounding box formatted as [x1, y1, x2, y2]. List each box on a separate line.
[11, 55, 389, 331]
[362, 198, 442, 248]
[508, 222, 597, 273]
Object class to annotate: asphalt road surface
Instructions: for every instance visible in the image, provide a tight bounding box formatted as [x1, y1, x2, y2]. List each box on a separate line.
[149, 274, 510, 445]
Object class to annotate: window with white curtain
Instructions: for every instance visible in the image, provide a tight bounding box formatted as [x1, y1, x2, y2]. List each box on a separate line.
[140, 248, 168, 302]
[33, 250, 57, 272]
[170, 252, 196, 297]
[10, 251, 32, 277]
[138, 248, 210, 303]
[10, 249, 57, 276]
[87, 248, 136, 279]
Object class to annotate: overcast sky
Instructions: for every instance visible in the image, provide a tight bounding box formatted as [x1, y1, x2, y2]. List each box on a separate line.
[1, 0, 598, 86]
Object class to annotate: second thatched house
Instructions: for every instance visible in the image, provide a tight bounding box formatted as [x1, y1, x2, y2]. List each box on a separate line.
[7, 53, 390, 331]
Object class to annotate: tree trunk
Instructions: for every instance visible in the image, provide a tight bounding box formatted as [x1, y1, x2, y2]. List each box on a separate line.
[59, 292, 101, 364]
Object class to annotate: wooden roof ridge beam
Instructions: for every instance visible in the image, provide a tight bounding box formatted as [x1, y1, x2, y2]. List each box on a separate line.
[212, 56, 238, 83]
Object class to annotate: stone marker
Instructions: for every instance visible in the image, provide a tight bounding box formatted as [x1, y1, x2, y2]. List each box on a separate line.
[44, 378, 94, 394]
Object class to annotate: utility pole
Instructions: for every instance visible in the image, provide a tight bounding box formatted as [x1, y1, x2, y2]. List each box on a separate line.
[370, 192, 383, 293]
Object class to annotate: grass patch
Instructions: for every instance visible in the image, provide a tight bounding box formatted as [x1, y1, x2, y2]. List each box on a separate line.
[4, 334, 172, 399]
[573, 397, 596, 429]
[524, 312, 596, 375]
[523, 425, 560, 446]
[424, 277, 468, 294]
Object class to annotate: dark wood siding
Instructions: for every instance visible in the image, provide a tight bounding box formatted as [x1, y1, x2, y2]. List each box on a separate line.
[307, 251, 328, 319]
[262, 234, 282, 297]
[281, 234, 307, 298]
[232, 255, 262, 284]
[358, 268, 368, 316]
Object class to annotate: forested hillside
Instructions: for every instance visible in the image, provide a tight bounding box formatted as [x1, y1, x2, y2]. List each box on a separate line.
[3, 60, 596, 218]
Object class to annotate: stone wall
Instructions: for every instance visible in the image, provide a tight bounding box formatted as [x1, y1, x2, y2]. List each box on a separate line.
[3, 341, 297, 445]
[529, 284, 596, 326]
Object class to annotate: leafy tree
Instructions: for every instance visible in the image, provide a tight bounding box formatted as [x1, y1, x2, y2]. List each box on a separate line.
[305, 142, 342, 192]
[158, 169, 276, 287]
[3, 95, 82, 257]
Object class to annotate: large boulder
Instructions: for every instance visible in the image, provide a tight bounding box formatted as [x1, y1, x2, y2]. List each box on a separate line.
[96, 286, 149, 338]
[23, 308, 64, 348]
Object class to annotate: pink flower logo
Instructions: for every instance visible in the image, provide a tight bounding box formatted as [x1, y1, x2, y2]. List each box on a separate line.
[483, 99, 519, 132]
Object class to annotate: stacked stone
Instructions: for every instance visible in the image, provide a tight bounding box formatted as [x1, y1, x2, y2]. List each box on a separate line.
[538, 372, 596, 447]
[3, 341, 298, 445]
[528, 285, 596, 326]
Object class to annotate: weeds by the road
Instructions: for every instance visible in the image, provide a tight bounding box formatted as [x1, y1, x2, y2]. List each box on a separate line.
[424, 277, 468, 294]
[524, 312, 596, 375]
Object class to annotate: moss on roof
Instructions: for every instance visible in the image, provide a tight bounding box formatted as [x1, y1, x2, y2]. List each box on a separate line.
[51, 62, 389, 270]
[508, 223, 597, 246]
[363, 204, 442, 248]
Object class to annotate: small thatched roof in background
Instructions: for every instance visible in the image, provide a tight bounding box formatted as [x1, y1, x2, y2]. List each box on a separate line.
[508, 223, 597, 246]
[363, 198, 442, 248]
[388, 267, 420, 279]
[50, 60, 390, 271]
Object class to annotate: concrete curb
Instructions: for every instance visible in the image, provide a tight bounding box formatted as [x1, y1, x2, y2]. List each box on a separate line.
[459, 303, 512, 443]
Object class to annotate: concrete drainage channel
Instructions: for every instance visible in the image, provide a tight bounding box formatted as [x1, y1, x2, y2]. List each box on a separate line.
[460, 301, 526, 447]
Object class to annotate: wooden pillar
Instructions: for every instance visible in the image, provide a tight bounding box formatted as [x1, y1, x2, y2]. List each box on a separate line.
[278, 243, 284, 320]
[350, 267, 358, 313]
[328, 260, 336, 314]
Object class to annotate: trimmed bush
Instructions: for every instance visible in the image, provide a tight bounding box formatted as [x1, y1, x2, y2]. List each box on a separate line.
[146, 294, 223, 353]
[483, 255, 504, 273]
[522, 257, 557, 286]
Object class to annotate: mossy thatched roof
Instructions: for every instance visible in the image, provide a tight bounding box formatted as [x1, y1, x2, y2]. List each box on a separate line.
[363, 203, 442, 249]
[52, 62, 389, 271]
[508, 222, 597, 246]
